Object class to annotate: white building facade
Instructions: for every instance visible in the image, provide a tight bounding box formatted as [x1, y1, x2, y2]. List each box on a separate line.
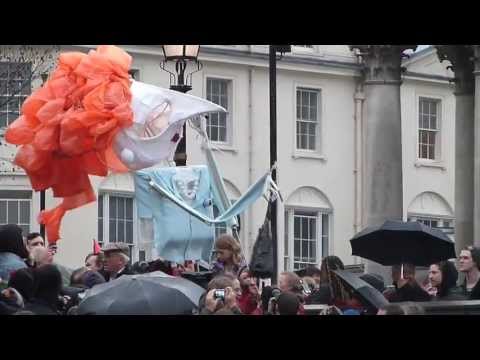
[0, 45, 455, 270]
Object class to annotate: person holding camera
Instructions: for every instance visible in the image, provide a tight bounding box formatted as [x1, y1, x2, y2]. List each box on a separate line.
[199, 274, 243, 315]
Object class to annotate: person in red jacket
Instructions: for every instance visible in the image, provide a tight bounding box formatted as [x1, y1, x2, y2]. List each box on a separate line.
[236, 268, 260, 314]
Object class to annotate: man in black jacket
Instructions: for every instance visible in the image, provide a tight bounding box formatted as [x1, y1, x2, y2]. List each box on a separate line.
[102, 243, 135, 281]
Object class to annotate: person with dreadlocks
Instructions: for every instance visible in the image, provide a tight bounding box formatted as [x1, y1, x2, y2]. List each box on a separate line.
[307, 256, 344, 305]
[318, 256, 365, 313]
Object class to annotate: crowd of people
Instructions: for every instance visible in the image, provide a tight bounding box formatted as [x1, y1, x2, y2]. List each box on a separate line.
[1, 224, 480, 315]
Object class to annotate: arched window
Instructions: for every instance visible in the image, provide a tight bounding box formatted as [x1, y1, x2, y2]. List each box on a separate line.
[284, 186, 333, 271]
[407, 191, 455, 240]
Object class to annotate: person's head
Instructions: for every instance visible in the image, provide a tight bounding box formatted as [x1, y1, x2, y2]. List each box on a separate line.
[320, 256, 344, 283]
[276, 291, 300, 315]
[25, 232, 45, 253]
[279, 272, 302, 293]
[102, 243, 130, 275]
[207, 274, 236, 292]
[428, 261, 458, 296]
[391, 263, 416, 285]
[30, 246, 54, 267]
[232, 278, 242, 300]
[0, 224, 28, 259]
[214, 234, 242, 266]
[32, 264, 62, 306]
[85, 253, 104, 272]
[8, 268, 35, 302]
[70, 267, 89, 287]
[458, 247, 480, 273]
[305, 266, 322, 286]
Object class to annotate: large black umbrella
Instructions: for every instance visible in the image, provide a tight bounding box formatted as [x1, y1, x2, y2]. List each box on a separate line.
[77, 271, 204, 315]
[333, 270, 389, 311]
[350, 220, 456, 267]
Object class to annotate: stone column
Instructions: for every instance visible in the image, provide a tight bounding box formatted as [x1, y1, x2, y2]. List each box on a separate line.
[350, 45, 416, 279]
[436, 45, 474, 253]
[473, 45, 480, 248]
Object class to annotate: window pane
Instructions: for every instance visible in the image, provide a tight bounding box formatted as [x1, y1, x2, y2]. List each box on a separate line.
[294, 239, 300, 258]
[310, 92, 317, 108]
[98, 195, 103, 217]
[219, 126, 227, 142]
[8, 201, 18, 223]
[430, 115, 437, 130]
[0, 201, 6, 223]
[302, 241, 308, 260]
[302, 217, 309, 238]
[98, 219, 103, 243]
[302, 91, 309, 108]
[309, 218, 316, 240]
[109, 220, 116, 242]
[19, 201, 29, 223]
[126, 198, 133, 220]
[309, 241, 316, 262]
[302, 105, 308, 119]
[118, 220, 125, 242]
[126, 222, 133, 244]
[0, 112, 7, 127]
[118, 197, 125, 219]
[109, 197, 116, 218]
[294, 217, 300, 238]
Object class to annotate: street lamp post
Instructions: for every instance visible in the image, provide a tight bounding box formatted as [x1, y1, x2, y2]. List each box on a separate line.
[269, 45, 290, 284]
[160, 45, 203, 166]
[39, 72, 49, 240]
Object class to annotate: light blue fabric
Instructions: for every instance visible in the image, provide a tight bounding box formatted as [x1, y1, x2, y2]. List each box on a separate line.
[135, 166, 272, 264]
[135, 166, 215, 263]
[0, 252, 27, 282]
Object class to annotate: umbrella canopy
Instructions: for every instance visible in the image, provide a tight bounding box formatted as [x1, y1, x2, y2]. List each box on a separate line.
[333, 270, 389, 311]
[77, 271, 204, 315]
[350, 220, 456, 266]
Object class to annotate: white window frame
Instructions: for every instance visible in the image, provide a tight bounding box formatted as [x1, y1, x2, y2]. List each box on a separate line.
[0, 62, 31, 131]
[293, 84, 324, 159]
[203, 74, 236, 150]
[408, 214, 455, 241]
[415, 95, 444, 165]
[284, 206, 331, 271]
[97, 192, 138, 262]
[0, 190, 32, 235]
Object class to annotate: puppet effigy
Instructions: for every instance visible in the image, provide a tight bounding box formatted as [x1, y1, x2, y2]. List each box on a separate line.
[5, 45, 280, 266]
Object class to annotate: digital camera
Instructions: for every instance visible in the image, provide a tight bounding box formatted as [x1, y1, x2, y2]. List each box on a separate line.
[213, 289, 225, 300]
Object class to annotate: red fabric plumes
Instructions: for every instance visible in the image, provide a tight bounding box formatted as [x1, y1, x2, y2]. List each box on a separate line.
[5, 45, 133, 243]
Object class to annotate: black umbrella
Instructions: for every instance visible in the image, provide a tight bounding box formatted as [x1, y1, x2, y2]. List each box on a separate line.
[333, 270, 389, 311]
[77, 271, 204, 315]
[350, 220, 456, 267]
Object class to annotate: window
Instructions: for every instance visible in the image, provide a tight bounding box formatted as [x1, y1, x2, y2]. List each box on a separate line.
[418, 97, 441, 160]
[98, 193, 136, 261]
[408, 216, 454, 238]
[0, 62, 31, 128]
[0, 190, 31, 235]
[206, 78, 231, 143]
[284, 208, 329, 271]
[296, 88, 320, 151]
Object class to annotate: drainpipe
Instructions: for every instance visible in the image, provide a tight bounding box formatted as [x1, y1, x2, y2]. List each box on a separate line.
[247, 46, 254, 258]
[353, 54, 365, 266]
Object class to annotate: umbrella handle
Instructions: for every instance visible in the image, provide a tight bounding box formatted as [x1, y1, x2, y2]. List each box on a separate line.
[400, 264, 404, 280]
